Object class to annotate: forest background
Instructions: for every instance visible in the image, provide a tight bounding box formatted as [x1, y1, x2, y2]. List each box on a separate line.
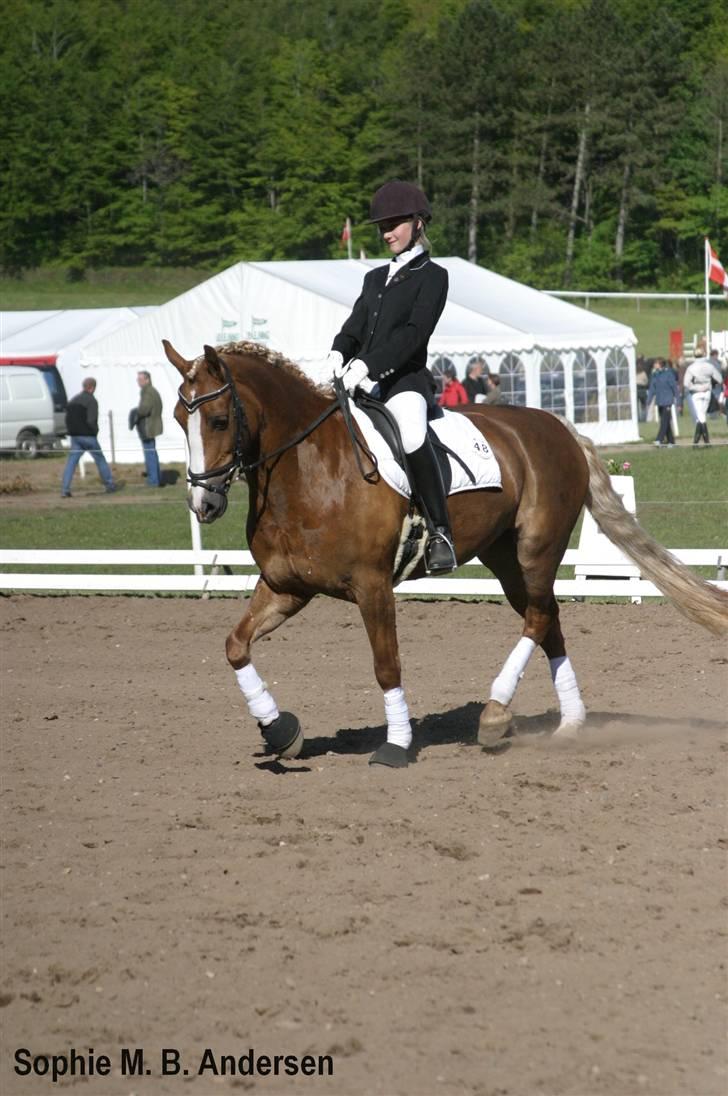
[2, 0, 727, 292]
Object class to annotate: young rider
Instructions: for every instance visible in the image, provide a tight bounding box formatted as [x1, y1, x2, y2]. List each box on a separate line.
[326, 180, 457, 573]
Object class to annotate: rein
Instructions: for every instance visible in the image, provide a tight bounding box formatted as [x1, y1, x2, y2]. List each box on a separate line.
[178, 363, 379, 499]
[332, 376, 379, 485]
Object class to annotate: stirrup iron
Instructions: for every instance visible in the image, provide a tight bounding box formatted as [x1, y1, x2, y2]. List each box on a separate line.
[425, 526, 457, 574]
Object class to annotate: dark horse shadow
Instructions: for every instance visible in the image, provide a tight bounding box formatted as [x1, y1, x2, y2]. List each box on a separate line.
[253, 705, 726, 772]
[301, 701, 484, 763]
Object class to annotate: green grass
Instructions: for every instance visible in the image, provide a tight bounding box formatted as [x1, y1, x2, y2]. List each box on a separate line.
[581, 298, 728, 359]
[0, 489, 251, 565]
[0, 266, 211, 308]
[576, 442, 728, 550]
[1, 445, 725, 592]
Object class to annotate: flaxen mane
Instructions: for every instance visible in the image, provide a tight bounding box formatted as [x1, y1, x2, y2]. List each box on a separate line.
[187, 340, 327, 394]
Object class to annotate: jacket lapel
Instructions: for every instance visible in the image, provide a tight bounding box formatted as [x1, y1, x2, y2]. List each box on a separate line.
[387, 252, 430, 288]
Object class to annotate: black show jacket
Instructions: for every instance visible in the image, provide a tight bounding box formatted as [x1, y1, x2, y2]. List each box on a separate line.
[332, 253, 448, 400]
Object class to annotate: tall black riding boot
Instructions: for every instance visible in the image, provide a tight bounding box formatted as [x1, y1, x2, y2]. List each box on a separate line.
[702, 422, 711, 445]
[693, 423, 702, 446]
[407, 440, 457, 574]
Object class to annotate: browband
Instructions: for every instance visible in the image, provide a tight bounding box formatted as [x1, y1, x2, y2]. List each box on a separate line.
[177, 381, 231, 413]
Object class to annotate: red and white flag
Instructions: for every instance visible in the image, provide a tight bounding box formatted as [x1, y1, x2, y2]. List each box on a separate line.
[706, 239, 728, 295]
[340, 217, 351, 246]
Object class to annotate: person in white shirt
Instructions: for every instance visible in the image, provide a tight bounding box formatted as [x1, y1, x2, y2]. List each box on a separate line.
[683, 353, 723, 446]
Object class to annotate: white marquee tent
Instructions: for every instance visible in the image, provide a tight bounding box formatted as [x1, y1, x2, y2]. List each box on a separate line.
[72, 259, 637, 464]
[0, 307, 155, 391]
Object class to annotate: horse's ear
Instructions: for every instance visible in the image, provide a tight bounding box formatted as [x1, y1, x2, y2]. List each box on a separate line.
[163, 339, 189, 378]
[203, 344, 225, 382]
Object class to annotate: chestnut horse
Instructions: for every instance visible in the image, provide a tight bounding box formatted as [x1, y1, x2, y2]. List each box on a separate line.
[164, 340, 727, 768]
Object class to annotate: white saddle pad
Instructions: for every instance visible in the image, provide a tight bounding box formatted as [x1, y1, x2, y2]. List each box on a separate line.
[351, 404, 502, 499]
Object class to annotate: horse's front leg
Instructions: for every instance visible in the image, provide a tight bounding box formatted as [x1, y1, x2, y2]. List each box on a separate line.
[226, 577, 310, 758]
[356, 582, 412, 769]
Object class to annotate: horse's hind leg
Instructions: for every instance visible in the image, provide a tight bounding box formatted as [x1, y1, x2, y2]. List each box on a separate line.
[477, 538, 536, 744]
[479, 534, 585, 743]
[539, 606, 586, 740]
[226, 577, 311, 758]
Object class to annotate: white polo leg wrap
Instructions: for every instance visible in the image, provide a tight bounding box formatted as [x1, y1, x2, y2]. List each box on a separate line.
[384, 686, 412, 750]
[549, 656, 586, 725]
[489, 637, 537, 706]
[235, 664, 279, 727]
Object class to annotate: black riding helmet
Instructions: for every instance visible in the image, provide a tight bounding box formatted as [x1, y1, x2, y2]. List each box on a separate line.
[368, 180, 432, 225]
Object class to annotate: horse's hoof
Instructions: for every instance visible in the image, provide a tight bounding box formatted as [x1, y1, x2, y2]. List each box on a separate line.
[259, 712, 304, 759]
[552, 720, 583, 742]
[478, 699, 512, 747]
[369, 743, 409, 768]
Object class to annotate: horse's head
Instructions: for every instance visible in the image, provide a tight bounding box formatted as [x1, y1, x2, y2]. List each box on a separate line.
[165, 340, 246, 523]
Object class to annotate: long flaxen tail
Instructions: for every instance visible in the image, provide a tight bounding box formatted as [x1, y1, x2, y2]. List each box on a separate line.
[567, 425, 728, 637]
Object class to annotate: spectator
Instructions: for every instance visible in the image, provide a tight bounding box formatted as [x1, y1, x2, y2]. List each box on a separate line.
[483, 373, 508, 405]
[683, 351, 723, 446]
[635, 356, 649, 422]
[646, 358, 678, 447]
[438, 361, 469, 408]
[61, 378, 120, 498]
[133, 370, 164, 486]
[463, 357, 487, 403]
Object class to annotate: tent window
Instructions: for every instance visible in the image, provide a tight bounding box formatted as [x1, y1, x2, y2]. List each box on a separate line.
[499, 353, 527, 405]
[605, 349, 631, 421]
[573, 350, 599, 423]
[539, 352, 565, 415]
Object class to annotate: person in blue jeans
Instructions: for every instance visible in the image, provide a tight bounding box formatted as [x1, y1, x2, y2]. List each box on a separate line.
[134, 371, 164, 487]
[646, 358, 678, 447]
[61, 378, 120, 497]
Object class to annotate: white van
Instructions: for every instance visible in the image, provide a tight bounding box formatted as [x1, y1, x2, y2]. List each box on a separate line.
[0, 364, 68, 457]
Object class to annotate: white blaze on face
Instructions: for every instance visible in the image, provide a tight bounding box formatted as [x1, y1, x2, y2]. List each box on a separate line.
[186, 394, 208, 510]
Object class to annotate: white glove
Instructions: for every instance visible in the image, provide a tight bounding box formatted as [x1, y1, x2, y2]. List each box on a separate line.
[341, 359, 369, 394]
[326, 350, 345, 379]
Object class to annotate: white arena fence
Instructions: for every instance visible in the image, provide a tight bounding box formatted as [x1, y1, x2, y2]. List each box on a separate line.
[0, 548, 725, 599]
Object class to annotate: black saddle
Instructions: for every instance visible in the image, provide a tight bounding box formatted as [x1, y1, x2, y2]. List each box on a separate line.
[353, 391, 476, 495]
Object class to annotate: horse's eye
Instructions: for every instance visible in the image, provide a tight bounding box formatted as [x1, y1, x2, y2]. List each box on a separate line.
[210, 416, 229, 431]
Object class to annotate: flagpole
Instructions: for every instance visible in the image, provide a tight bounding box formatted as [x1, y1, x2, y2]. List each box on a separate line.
[705, 238, 711, 354]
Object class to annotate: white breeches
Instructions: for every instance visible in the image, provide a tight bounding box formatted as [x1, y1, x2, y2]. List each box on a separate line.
[688, 389, 711, 424]
[385, 391, 428, 454]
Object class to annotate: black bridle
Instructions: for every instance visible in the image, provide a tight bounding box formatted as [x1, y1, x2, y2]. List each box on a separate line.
[177, 361, 371, 505]
[177, 357, 248, 501]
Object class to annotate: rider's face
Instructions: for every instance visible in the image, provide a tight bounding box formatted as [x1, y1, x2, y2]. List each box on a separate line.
[380, 217, 417, 255]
